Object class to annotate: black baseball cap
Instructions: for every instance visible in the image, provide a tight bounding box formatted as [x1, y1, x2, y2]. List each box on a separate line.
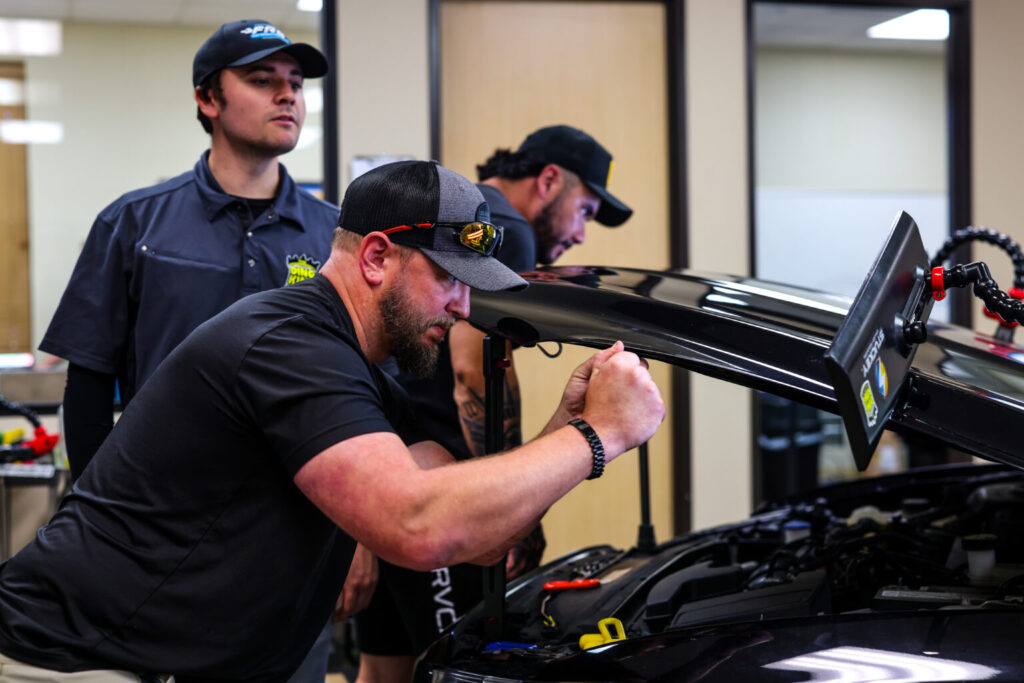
[193, 19, 329, 87]
[517, 125, 632, 227]
[338, 161, 528, 292]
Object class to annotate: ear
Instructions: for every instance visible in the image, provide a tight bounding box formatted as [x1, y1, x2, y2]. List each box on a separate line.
[535, 163, 564, 200]
[195, 85, 219, 119]
[358, 233, 394, 287]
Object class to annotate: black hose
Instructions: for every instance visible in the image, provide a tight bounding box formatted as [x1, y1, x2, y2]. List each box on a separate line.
[0, 394, 40, 429]
[931, 226, 1024, 290]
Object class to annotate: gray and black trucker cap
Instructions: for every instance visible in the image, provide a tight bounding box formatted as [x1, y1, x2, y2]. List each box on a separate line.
[193, 19, 328, 86]
[337, 161, 528, 292]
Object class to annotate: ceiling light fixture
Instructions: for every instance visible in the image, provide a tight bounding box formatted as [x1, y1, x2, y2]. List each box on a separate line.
[0, 18, 62, 56]
[0, 120, 64, 145]
[297, 0, 323, 11]
[867, 9, 949, 41]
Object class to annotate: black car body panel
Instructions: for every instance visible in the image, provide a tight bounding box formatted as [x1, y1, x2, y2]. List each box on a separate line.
[415, 264, 1024, 682]
[467, 267, 1024, 469]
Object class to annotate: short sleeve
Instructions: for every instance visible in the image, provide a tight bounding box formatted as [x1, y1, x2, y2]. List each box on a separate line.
[39, 213, 134, 374]
[237, 317, 397, 476]
[493, 216, 536, 272]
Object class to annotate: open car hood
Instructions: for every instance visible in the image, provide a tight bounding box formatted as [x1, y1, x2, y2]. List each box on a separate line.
[466, 265, 1024, 471]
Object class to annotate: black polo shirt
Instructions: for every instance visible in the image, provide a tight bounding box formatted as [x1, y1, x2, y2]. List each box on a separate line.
[0, 276, 402, 681]
[39, 152, 337, 404]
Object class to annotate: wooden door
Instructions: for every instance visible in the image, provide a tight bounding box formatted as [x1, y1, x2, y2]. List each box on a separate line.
[441, 0, 673, 560]
[0, 62, 29, 352]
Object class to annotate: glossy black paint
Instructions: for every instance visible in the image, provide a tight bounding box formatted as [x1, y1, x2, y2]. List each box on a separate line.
[467, 266, 1024, 470]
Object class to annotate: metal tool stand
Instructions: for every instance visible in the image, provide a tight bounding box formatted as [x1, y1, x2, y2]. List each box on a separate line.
[482, 334, 508, 640]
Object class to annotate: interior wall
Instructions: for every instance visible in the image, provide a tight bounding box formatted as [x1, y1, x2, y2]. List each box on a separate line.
[337, 0, 430, 189]
[757, 48, 946, 192]
[24, 22, 323, 356]
[972, 0, 1024, 328]
[685, 0, 753, 529]
[755, 47, 949, 302]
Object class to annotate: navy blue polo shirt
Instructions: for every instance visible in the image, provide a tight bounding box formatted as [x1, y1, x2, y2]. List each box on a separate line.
[40, 152, 337, 402]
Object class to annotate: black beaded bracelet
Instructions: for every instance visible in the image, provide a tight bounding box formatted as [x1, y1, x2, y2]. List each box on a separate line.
[569, 418, 605, 480]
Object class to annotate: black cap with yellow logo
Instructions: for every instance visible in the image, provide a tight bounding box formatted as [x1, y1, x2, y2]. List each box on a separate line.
[516, 125, 632, 227]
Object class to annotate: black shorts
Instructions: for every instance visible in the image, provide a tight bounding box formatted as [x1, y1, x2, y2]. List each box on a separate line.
[354, 560, 486, 656]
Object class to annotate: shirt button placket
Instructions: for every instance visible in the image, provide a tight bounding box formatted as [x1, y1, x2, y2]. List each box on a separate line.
[243, 228, 259, 295]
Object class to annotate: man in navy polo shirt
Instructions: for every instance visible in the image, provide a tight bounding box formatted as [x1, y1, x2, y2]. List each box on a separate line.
[40, 19, 336, 481]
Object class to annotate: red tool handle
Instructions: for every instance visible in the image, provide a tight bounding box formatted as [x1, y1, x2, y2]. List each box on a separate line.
[543, 578, 601, 591]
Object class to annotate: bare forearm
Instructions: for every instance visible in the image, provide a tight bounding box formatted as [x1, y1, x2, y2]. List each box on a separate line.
[297, 427, 595, 572]
[456, 375, 522, 457]
[465, 511, 545, 567]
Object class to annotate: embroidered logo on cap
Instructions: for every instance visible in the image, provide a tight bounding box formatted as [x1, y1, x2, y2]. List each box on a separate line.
[240, 24, 290, 44]
[285, 254, 321, 285]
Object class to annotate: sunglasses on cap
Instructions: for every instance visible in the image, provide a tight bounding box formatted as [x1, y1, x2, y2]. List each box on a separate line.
[382, 221, 504, 257]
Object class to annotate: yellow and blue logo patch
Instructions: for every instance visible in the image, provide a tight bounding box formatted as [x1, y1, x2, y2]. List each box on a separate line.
[285, 253, 321, 285]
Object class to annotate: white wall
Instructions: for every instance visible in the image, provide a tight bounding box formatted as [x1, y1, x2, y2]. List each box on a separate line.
[756, 48, 946, 192]
[24, 22, 323, 352]
[754, 47, 948, 303]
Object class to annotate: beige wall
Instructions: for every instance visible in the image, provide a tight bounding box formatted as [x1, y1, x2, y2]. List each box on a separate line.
[337, 0, 430, 190]
[972, 0, 1024, 326]
[685, 0, 753, 528]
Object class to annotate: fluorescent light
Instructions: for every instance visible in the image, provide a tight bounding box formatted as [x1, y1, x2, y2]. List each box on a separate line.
[0, 18, 62, 56]
[297, 0, 323, 11]
[0, 78, 24, 106]
[0, 120, 64, 144]
[867, 9, 949, 41]
[0, 353, 34, 369]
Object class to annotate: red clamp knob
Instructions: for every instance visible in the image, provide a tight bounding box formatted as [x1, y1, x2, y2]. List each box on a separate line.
[930, 267, 946, 301]
[25, 425, 59, 456]
[543, 578, 601, 592]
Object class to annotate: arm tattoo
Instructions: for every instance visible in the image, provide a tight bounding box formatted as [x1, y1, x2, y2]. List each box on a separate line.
[458, 379, 522, 457]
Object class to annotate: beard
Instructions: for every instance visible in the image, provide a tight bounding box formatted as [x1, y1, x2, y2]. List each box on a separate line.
[532, 187, 570, 265]
[379, 280, 452, 378]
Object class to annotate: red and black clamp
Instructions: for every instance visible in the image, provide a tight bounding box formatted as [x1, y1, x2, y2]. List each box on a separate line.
[930, 266, 947, 301]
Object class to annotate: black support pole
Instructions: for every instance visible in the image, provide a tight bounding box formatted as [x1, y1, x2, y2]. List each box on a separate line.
[319, 0, 339, 204]
[482, 335, 508, 641]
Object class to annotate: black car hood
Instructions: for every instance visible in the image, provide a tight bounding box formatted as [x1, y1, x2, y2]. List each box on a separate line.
[467, 266, 1024, 470]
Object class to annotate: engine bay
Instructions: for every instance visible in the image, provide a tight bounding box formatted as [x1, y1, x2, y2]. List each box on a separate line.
[457, 465, 1024, 653]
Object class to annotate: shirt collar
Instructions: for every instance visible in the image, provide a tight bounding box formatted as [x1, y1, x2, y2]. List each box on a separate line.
[193, 151, 308, 231]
